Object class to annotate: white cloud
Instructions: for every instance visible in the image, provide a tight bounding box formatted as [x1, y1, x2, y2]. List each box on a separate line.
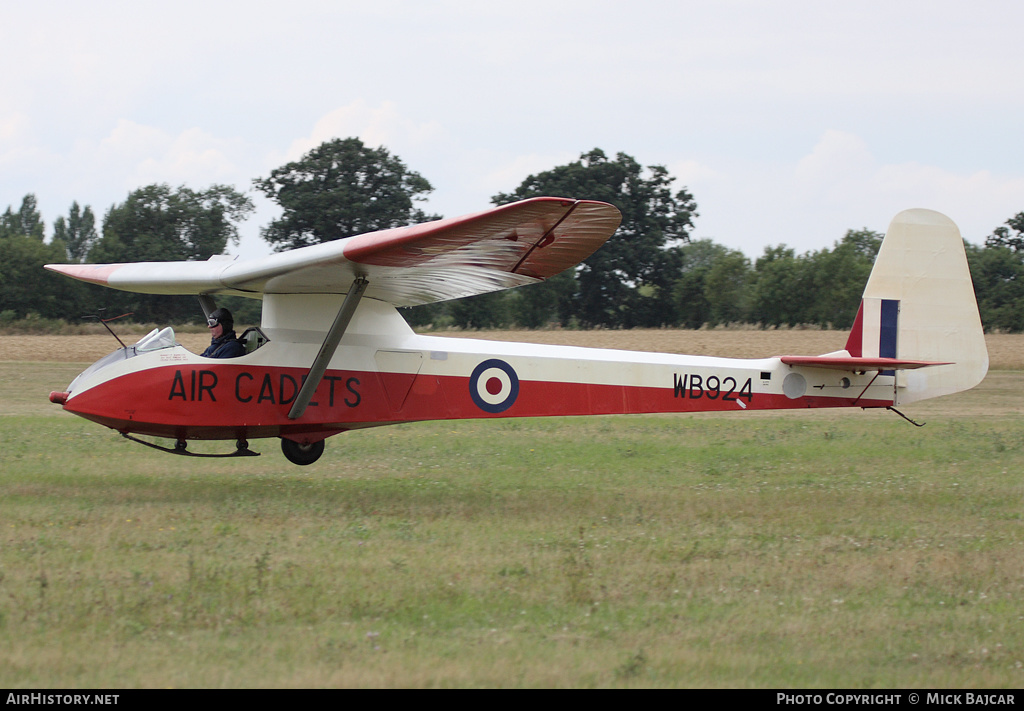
[792, 131, 1024, 240]
[669, 159, 724, 188]
[280, 100, 445, 165]
[870, 163, 1024, 240]
[0, 113, 40, 172]
[0, 112, 30, 146]
[94, 120, 171, 168]
[695, 130, 1024, 255]
[74, 121, 246, 192]
[479, 152, 577, 196]
[0, 117, 258, 243]
[793, 130, 876, 205]
[133, 128, 244, 187]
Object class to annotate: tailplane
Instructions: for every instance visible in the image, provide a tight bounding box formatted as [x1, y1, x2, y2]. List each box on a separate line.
[844, 209, 988, 405]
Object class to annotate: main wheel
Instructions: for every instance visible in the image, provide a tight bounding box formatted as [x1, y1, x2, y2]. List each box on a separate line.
[280, 438, 325, 466]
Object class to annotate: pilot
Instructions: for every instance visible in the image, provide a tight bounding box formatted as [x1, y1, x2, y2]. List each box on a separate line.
[202, 308, 245, 358]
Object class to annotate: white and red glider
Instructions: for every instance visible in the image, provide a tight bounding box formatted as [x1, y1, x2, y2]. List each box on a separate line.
[46, 198, 988, 465]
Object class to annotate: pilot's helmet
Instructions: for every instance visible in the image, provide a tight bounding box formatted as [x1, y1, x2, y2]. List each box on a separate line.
[208, 307, 234, 332]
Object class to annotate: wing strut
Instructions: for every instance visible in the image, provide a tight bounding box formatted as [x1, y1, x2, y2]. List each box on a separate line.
[287, 277, 369, 420]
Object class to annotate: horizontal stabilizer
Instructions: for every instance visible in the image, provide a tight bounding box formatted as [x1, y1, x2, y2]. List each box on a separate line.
[780, 355, 951, 371]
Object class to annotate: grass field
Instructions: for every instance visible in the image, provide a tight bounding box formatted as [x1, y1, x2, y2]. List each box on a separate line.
[1, 331, 1023, 688]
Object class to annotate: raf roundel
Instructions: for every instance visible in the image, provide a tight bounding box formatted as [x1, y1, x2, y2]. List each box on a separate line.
[469, 359, 520, 413]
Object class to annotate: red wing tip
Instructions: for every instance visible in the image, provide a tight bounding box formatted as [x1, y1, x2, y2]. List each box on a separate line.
[49, 391, 70, 405]
[45, 263, 125, 285]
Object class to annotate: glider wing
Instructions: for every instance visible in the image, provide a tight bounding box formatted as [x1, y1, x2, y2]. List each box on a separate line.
[45, 197, 621, 307]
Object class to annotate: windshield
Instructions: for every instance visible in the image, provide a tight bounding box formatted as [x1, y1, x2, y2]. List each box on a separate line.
[135, 326, 177, 352]
[67, 327, 179, 393]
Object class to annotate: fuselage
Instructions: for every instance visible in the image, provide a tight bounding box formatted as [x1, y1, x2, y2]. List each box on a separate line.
[56, 316, 896, 445]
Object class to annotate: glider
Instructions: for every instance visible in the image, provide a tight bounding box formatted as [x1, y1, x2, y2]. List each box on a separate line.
[46, 198, 988, 465]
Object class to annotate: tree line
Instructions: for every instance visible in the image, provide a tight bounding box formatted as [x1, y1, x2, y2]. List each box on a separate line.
[3, 137, 1024, 333]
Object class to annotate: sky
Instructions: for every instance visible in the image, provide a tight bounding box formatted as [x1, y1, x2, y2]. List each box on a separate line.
[3, 0, 1024, 262]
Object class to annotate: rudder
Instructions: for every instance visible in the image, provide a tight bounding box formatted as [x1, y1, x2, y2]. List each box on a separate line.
[845, 209, 988, 405]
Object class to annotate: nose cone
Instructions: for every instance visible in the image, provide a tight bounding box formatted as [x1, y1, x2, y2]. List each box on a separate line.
[49, 391, 69, 405]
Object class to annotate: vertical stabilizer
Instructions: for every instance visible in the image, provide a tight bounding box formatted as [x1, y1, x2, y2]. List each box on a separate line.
[851, 209, 987, 405]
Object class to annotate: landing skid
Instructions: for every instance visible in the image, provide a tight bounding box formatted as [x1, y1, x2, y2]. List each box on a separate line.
[121, 433, 261, 458]
[887, 406, 926, 427]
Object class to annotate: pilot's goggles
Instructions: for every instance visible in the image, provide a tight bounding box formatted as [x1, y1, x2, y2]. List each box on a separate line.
[207, 318, 220, 327]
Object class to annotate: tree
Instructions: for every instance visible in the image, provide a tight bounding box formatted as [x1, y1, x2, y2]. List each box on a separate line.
[53, 202, 98, 262]
[254, 137, 438, 251]
[986, 212, 1024, 252]
[0, 194, 97, 320]
[749, 245, 810, 327]
[705, 249, 752, 325]
[85, 184, 253, 323]
[804, 229, 881, 328]
[493, 149, 698, 327]
[0, 234, 81, 319]
[967, 242, 1024, 332]
[507, 271, 578, 328]
[449, 290, 510, 329]
[672, 239, 747, 328]
[0, 194, 45, 241]
[90, 184, 253, 264]
[967, 211, 1024, 331]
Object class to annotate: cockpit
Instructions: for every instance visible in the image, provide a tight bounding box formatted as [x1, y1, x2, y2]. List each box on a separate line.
[60, 326, 270, 398]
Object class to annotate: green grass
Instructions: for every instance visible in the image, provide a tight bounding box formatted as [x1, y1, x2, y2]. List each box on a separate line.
[1, 363, 1023, 687]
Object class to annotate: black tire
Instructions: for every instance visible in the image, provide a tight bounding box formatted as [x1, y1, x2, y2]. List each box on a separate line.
[280, 438, 325, 465]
